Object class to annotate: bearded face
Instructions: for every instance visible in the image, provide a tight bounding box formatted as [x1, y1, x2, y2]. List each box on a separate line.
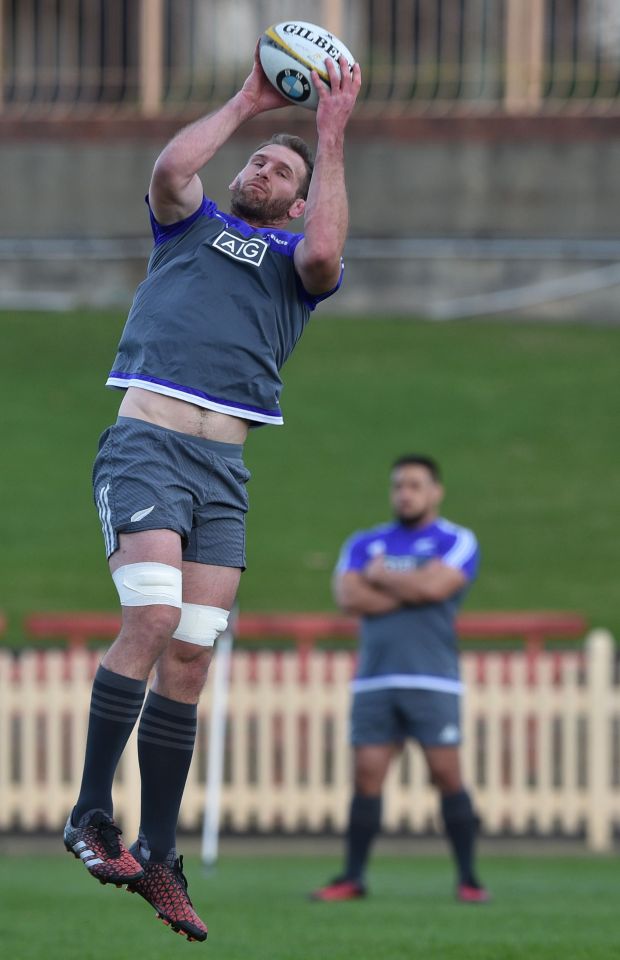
[229, 180, 297, 225]
[390, 465, 443, 528]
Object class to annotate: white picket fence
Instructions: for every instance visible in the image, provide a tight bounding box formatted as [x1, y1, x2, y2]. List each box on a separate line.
[1, 630, 619, 850]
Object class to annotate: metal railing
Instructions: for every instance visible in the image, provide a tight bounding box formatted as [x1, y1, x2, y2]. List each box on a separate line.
[21, 608, 589, 655]
[1, 0, 619, 117]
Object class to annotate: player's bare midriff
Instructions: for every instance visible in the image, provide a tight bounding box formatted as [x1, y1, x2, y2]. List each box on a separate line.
[118, 386, 250, 443]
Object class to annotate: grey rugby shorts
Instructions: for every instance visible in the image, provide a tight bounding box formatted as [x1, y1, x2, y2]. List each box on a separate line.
[350, 687, 462, 748]
[92, 416, 251, 568]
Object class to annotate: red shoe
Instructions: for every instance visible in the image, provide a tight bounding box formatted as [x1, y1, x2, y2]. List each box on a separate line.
[310, 877, 367, 902]
[457, 883, 491, 903]
[63, 809, 144, 886]
[128, 844, 208, 942]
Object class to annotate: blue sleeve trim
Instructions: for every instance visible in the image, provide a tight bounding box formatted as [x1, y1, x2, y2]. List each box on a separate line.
[335, 530, 368, 574]
[438, 524, 480, 582]
[297, 259, 345, 311]
[147, 194, 217, 245]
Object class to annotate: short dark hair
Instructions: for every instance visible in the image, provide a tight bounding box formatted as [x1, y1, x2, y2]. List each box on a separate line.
[391, 454, 442, 483]
[256, 133, 314, 199]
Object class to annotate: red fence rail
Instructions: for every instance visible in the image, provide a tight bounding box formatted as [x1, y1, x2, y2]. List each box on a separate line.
[22, 610, 588, 655]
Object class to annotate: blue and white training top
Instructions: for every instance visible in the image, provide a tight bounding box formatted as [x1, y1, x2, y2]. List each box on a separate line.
[336, 517, 480, 695]
[106, 195, 343, 425]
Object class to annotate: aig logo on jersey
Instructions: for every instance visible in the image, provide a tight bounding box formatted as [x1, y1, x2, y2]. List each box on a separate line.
[212, 230, 268, 267]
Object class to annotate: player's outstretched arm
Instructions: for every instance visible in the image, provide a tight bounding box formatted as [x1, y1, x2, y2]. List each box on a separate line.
[294, 56, 362, 294]
[149, 42, 289, 225]
[333, 571, 401, 616]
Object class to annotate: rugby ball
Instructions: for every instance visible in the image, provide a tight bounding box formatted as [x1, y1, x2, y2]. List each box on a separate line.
[259, 21, 355, 111]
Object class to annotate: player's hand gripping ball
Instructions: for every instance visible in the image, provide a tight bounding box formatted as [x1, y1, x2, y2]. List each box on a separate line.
[259, 20, 356, 110]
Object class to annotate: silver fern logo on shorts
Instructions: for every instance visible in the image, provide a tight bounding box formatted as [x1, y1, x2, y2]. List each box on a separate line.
[438, 724, 460, 744]
[130, 505, 156, 522]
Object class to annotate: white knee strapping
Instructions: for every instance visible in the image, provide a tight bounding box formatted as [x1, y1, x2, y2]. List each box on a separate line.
[173, 604, 229, 647]
[112, 562, 182, 608]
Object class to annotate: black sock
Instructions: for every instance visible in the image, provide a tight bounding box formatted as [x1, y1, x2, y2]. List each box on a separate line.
[344, 794, 382, 883]
[137, 690, 197, 862]
[441, 789, 480, 886]
[74, 665, 147, 821]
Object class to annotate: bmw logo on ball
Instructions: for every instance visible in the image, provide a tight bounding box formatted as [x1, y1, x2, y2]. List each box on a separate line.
[276, 69, 311, 102]
[259, 20, 355, 110]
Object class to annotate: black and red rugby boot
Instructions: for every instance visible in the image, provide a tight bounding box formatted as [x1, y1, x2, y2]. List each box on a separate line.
[310, 876, 367, 902]
[128, 842, 208, 943]
[63, 808, 144, 886]
[457, 881, 491, 903]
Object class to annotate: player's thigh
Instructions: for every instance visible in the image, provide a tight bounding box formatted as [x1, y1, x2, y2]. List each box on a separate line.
[109, 529, 183, 573]
[353, 743, 398, 793]
[181, 560, 241, 609]
[423, 746, 463, 793]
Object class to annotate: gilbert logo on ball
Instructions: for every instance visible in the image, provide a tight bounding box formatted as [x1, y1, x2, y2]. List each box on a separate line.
[259, 20, 356, 111]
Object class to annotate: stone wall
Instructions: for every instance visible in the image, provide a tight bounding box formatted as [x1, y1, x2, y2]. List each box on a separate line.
[2, 116, 619, 319]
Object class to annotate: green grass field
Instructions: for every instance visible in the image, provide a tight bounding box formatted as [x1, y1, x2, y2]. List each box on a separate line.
[2, 310, 619, 644]
[1, 853, 619, 959]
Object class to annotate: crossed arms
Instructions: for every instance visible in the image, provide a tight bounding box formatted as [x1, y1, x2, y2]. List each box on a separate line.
[333, 558, 468, 617]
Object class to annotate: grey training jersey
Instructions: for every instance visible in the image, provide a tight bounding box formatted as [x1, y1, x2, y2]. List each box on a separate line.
[336, 518, 480, 695]
[106, 195, 343, 425]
